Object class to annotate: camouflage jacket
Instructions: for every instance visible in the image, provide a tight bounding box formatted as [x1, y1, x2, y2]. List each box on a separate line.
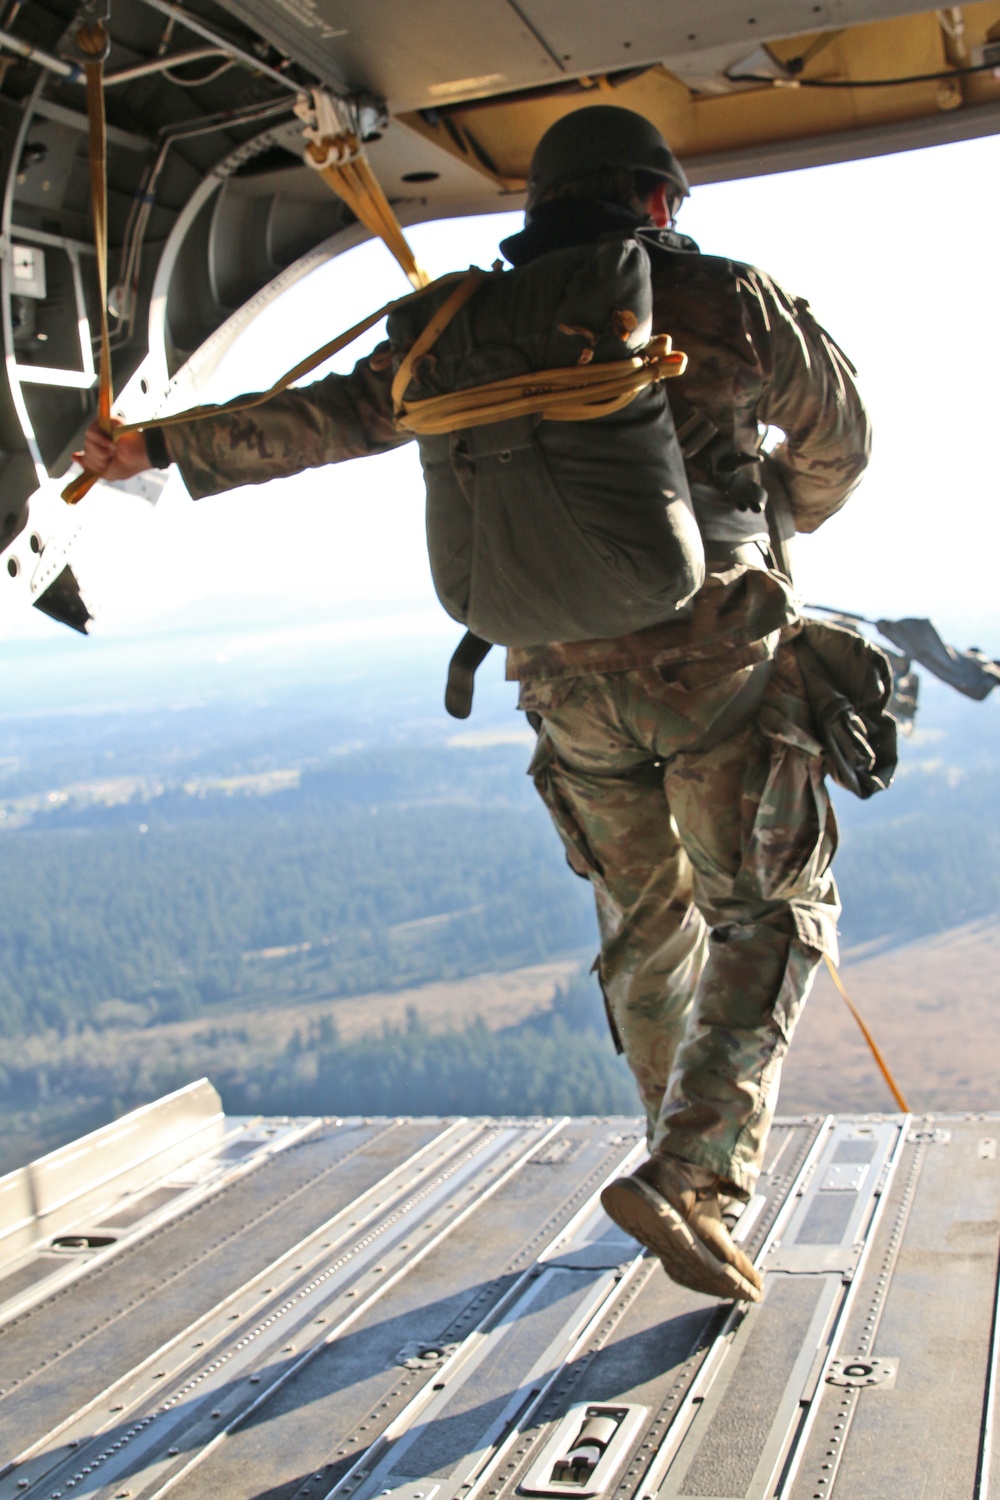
[160, 230, 869, 679]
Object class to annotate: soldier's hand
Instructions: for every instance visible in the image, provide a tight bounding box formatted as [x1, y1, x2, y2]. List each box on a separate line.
[72, 417, 152, 483]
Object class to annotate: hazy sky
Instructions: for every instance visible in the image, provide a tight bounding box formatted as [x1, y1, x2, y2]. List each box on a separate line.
[13, 129, 1000, 653]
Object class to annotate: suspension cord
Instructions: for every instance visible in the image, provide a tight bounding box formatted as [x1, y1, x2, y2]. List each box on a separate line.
[824, 953, 911, 1113]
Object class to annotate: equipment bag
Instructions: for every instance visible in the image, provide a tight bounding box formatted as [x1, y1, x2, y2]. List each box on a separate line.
[387, 235, 704, 647]
[794, 619, 898, 798]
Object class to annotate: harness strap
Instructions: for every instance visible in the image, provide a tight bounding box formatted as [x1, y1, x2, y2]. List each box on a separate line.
[394, 334, 687, 434]
[312, 149, 430, 292]
[390, 270, 488, 411]
[444, 630, 494, 719]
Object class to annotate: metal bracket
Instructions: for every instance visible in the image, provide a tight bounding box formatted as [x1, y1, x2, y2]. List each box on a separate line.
[395, 1340, 459, 1370]
[826, 1355, 899, 1389]
[907, 1128, 951, 1145]
[72, 0, 111, 62]
[519, 1404, 648, 1497]
[764, 1240, 865, 1278]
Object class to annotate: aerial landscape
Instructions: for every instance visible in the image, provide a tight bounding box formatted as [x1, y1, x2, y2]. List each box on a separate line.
[1, 609, 996, 1174]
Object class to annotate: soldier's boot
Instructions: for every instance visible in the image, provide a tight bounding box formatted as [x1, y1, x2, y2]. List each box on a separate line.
[601, 1155, 764, 1303]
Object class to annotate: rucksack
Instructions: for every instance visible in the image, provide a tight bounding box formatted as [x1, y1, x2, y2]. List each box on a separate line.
[386, 234, 704, 648]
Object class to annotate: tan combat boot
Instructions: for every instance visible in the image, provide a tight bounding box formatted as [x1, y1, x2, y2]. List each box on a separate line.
[601, 1155, 764, 1303]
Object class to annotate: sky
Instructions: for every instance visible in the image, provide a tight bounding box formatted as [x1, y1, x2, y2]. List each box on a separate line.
[5, 129, 1000, 664]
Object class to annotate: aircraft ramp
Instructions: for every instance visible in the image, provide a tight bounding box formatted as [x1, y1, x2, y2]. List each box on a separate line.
[0, 1082, 997, 1500]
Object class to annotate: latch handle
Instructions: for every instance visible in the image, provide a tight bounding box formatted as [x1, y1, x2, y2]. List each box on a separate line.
[551, 1415, 621, 1483]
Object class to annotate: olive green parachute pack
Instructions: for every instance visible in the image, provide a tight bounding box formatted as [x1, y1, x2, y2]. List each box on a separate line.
[386, 235, 704, 649]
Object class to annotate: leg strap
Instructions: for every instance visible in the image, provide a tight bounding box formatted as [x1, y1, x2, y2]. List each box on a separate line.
[444, 631, 493, 719]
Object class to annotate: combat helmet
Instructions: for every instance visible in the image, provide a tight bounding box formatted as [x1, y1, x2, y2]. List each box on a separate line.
[525, 104, 689, 214]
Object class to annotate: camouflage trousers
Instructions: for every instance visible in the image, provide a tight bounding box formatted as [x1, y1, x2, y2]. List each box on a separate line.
[520, 641, 840, 1198]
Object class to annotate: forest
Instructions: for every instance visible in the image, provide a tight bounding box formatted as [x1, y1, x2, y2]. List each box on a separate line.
[0, 687, 998, 1169]
[0, 744, 593, 1037]
[2, 743, 999, 1041]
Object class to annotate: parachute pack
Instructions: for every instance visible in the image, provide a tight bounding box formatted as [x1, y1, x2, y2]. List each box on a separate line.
[386, 235, 705, 648]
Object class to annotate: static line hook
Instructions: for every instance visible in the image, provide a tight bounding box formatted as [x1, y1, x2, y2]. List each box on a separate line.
[74, 0, 111, 62]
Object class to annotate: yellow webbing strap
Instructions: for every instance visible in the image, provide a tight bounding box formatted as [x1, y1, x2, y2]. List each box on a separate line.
[70, 263, 688, 463]
[396, 334, 687, 434]
[310, 140, 430, 291]
[390, 270, 489, 409]
[824, 953, 911, 1112]
[104, 272, 470, 444]
[62, 20, 112, 506]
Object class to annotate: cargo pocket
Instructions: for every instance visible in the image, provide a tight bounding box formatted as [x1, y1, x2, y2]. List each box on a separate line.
[742, 708, 840, 961]
[528, 729, 604, 883]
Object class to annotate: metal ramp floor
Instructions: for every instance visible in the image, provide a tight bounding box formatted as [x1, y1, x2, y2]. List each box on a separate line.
[0, 1082, 997, 1500]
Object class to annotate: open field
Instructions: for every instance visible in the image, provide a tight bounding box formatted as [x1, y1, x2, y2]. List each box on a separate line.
[9, 956, 584, 1085]
[780, 917, 1000, 1114]
[5, 916, 995, 1174]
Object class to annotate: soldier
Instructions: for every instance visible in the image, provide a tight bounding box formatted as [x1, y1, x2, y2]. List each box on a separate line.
[79, 105, 869, 1306]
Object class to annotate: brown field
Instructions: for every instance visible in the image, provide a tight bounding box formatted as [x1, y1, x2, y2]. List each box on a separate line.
[9, 921, 997, 1149]
[779, 917, 1000, 1115]
[12, 958, 583, 1086]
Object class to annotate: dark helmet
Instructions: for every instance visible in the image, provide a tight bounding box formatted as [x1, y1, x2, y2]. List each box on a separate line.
[525, 104, 690, 213]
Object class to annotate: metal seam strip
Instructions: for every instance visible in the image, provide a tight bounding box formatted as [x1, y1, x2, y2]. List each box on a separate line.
[792, 1125, 924, 1500]
[770, 1116, 910, 1499]
[315, 1134, 650, 1494]
[974, 1228, 1000, 1500]
[142, 1118, 571, 1500]
[0, 1118, 471, 1492]
[314, 1133, 649, 1500]
[436, 1257, 652, 1500]
[630, 1117, 838, 1500]
[0, 1115, 326, 1337]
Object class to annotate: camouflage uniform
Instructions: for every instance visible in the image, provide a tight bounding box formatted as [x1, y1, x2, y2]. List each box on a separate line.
[159, 234, 868, 1199]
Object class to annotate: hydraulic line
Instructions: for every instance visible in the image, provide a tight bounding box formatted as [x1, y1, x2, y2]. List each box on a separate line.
[102, 47, 228, 85]
[0, 24, 84, 80]
[132, 0, 304, 93]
